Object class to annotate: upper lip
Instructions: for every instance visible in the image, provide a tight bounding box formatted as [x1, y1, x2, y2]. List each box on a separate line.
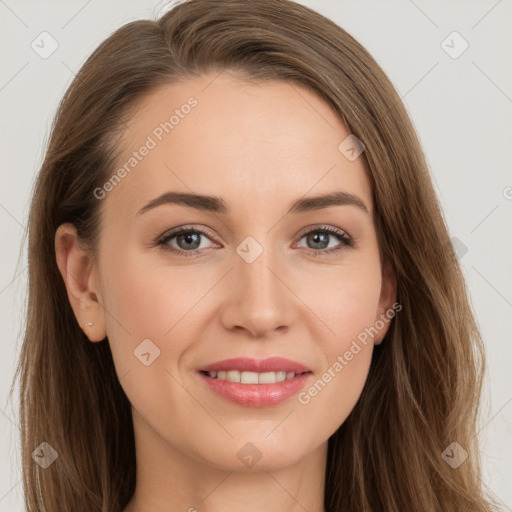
[200, 357, 312, 374]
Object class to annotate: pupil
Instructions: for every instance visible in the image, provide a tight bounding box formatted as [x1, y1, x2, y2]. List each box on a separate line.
[179, 233, 200, 250]
[309, 232, 328, 249]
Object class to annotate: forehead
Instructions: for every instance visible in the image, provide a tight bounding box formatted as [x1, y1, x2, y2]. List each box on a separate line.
[101, 71, 373, 219]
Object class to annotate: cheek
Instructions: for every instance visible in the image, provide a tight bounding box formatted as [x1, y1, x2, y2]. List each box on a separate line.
[99, 256, 197, 427]
[291, 259, 382, 429]
[295, 272, 380, 431]
[300, 258, 383, 345]
[97, 250, 188, 383]
[101, 251, 206, 342]
[296, 339, 373, 440]
[98, 248, 221, 403]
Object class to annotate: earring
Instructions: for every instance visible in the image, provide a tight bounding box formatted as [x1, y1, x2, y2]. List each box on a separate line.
[85, 321, 93, 327]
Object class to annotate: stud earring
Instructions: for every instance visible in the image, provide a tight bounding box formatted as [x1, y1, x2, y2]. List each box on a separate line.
[85, 321, 93, 327]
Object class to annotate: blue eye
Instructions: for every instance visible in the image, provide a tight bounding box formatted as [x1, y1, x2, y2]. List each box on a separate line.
[156, 225, 353, 257]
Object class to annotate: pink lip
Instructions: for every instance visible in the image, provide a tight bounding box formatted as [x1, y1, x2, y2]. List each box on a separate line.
[199, 372, 312, 407]
[198, 357, 313, 407]
[199, 357, 311, 373]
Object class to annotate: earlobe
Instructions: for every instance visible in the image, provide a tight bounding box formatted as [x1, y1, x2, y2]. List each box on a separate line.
[55, 223, 106, 342]
[374, 259, 398, 345]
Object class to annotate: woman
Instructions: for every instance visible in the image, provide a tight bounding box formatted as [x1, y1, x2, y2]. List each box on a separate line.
[15, 0, 496, 510]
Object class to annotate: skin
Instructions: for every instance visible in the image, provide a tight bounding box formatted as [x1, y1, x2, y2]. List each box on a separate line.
[55, 70, 396, 512]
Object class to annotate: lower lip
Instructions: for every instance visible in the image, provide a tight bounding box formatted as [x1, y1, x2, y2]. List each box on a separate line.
[199, 371, 313, 407]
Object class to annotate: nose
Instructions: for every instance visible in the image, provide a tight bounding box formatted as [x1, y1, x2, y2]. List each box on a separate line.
[219, 239, 297, 339]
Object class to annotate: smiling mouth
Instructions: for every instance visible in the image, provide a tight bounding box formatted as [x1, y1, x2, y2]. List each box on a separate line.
[199, 370, 311, 384]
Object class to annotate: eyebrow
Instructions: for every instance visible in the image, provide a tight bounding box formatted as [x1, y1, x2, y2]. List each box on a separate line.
[136, 190, 369, 216]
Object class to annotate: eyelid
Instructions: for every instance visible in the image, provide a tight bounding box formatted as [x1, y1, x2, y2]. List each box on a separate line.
[156, 224, 218, 244]
[295, 223, 351, 240]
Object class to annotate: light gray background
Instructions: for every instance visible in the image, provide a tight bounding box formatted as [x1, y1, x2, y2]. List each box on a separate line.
[1, 0, 511, 510]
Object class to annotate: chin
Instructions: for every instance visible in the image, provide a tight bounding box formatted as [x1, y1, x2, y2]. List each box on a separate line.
[193, 436, 314, 473]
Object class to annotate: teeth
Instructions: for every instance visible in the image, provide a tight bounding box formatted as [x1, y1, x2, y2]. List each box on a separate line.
[258, 372, 277, 384]
[227, 370, 240, 383]
[275, 371, 286, 382]
[241, 371, 258, 384]
[207, 370, 298, 384]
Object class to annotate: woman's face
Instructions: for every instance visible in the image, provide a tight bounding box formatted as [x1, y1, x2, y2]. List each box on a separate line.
[71, 71, 396, 472]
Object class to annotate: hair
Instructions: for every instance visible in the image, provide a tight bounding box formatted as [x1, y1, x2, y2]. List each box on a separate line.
[11, 0, 497, 510]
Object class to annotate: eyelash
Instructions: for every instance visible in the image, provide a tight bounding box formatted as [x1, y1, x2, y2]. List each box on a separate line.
[156, 224, 354, 258]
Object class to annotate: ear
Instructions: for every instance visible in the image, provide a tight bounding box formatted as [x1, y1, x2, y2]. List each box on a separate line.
[55, 223, 106, 342]
[373, 259, 398, 345]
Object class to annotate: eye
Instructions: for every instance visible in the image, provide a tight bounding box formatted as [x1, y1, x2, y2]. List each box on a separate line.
[156, 224, 354, 257]
[157, 226, 217, 256]
[296, 225, 353, 256]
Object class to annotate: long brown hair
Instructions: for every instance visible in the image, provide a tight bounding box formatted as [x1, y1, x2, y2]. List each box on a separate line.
[12, 0, 496, 510]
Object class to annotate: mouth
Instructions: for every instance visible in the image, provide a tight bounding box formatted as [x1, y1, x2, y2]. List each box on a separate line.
[197, 364, 313, 407]
[197, 356, 313, 407]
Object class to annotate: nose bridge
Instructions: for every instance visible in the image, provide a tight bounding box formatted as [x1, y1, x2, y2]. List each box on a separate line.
[236, 232, 283, 300]
[224, 231, 294, 336]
